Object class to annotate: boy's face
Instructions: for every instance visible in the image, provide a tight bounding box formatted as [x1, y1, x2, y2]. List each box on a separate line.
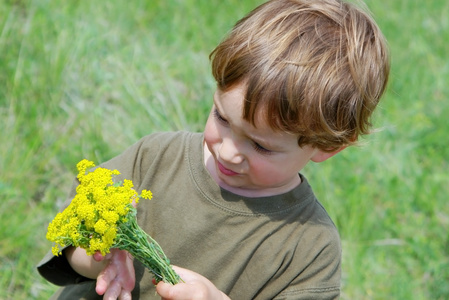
[203, 82, 322, 197]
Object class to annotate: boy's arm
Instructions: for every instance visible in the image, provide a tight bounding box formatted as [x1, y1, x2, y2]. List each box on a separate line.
[64, 246, 107, 279]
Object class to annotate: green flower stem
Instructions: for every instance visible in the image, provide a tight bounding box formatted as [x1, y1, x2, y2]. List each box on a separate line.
[114, 208, 181, 284]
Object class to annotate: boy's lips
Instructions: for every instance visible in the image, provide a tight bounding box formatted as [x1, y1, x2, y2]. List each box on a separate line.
[217, 161, 240, 176]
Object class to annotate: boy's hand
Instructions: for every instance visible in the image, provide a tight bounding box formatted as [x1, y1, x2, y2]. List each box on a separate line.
[94, 248, 135, 300]
[155, 266, 231, 300]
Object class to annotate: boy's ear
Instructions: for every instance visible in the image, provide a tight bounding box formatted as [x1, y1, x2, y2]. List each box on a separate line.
[311, 146, 346, 163]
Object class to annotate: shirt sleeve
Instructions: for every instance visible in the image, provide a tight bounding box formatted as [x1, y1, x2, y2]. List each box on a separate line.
[274, 225, 341, 300]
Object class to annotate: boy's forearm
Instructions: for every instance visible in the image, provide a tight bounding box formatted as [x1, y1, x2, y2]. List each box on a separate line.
[64, 246, 107, 279]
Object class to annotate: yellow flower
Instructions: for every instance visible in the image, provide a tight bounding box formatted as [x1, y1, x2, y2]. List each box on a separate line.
[88, 237, 108, 256]
[103, 227, 117, 246]
[102, 210, 119, 224]
[141, 189, 153, 200]
[52, 245, 62, 256]
[45, 160, 179, 286]
[76, 159, 95, 180]
[123, 179, 133, 189]
[46, 159, 151, 256]
[94, 219, 108, 235]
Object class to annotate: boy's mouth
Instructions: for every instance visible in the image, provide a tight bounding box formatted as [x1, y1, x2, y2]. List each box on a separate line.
[217, 161, 239, 176]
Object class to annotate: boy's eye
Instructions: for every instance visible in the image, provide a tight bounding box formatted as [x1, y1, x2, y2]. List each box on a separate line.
[213, 107, 272, 155]
[213, 108, 228, 125]
[253, 142, 272, 155]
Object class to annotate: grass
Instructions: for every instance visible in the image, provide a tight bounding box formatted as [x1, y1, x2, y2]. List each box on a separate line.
[1, 0, 448, 299]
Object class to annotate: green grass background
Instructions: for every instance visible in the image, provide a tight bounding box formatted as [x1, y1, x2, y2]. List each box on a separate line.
[1, 0, 448, 299]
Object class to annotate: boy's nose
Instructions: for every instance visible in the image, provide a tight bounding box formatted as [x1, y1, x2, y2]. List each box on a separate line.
[219, 138, 244, 164]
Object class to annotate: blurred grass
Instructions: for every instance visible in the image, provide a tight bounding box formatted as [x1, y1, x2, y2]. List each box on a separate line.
[1, 0, 448, 299]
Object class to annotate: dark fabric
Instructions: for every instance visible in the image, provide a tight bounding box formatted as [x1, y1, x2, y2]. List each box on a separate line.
[37, 249, 91, 286]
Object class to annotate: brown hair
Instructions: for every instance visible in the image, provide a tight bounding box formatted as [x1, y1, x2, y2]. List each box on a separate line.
[210, 0, 390, 151]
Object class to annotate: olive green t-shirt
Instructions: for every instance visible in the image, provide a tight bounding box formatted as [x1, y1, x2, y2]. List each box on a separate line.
[38, 131, 341, 299]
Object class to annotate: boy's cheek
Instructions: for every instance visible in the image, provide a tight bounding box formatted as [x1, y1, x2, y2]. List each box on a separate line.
[204, 118, 220, 145]
[203, 121, 214, 144]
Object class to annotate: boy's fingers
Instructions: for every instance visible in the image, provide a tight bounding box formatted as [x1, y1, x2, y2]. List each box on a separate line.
[96, 249, 135, 297]
[93, 251, 106, 261]
[156, 281, 194, 299]
[96, 263, 117, 295]
[93, 250, 113, 262]
[170, 265, 196, 281]
[102, 279, 122, 300]
[118, 289, 132, 300]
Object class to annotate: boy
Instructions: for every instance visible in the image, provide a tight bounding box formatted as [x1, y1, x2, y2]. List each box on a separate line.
[38, 0, 389, 299]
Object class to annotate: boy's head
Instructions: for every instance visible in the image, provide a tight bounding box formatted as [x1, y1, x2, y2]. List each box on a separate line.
[210, 0, 390, 152]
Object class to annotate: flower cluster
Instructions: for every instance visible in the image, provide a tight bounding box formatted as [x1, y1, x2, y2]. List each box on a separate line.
[46, 159, 180, 284]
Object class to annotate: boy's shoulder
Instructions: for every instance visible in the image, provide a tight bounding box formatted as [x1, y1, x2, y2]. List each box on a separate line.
[123, 131, 202, 158]
[137, 131, 202, 149]
[138, 130, 200, 145]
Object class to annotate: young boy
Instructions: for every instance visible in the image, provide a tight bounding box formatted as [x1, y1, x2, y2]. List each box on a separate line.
[38, 0, 389, 299]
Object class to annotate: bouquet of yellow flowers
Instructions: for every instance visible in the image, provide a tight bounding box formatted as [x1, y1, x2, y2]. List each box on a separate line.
[46, 159, 181, 284]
